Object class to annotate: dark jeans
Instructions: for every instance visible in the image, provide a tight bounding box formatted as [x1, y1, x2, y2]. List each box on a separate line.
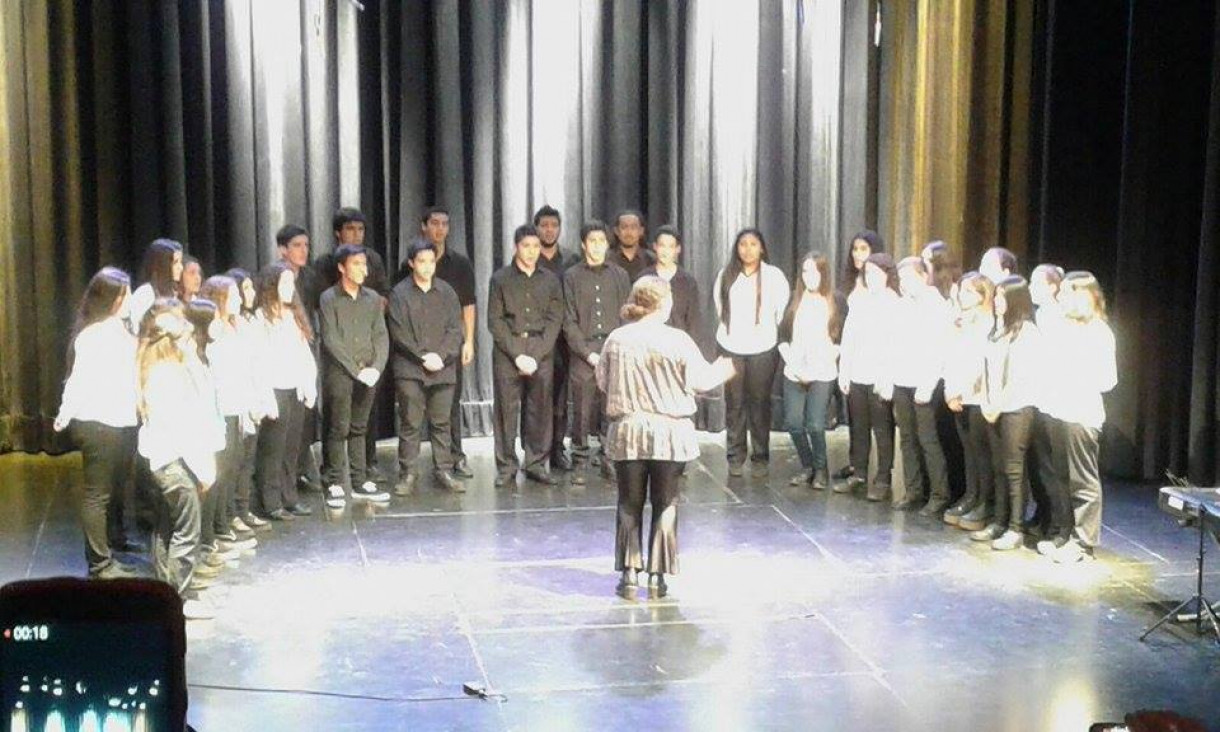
[986, 407, 1036, 531]
[722, 348, 778, 466]
[396, 379, 456, 475]
[892, 386, 949, 502]
[1055, 419, 1102, 548]
[492, 351, 555, 474]
[846, 383, 895, 487]
[203, 416, 242, 545]
[782, 378, 833, 471]
[256, 389, 305, 514]
[71, 421, 136, 573]
[231, 428, 259, 518]
[953, 410, 979, 507]
[365, 370, 395, 476]
[569, 356, 606, 462]
[322, 363, 376, 488]
[150, 459, 202, 595]
[965, 405, 996, 509]
[615, 460, 684, 575]
[553, 339, 570, 457]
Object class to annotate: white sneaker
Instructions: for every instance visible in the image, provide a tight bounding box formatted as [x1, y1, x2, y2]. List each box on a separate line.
[325, 484, 347, 509]
[353, 481, 390, 503]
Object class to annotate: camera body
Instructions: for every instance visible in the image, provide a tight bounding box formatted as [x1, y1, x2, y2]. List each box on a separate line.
[0, 578, 187, 732]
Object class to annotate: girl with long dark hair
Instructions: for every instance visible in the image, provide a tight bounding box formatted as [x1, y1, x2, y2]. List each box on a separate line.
[1038, 272, 1116, 562]
[179, 255, 203, 302]
[597, 277, 736, 599]
[136, 298, 226, 618]
[890, 256, 954, 514]
[128, 239, 184, 331]
[833, 230, 885, 480]
[54, 267, 141, 579]
[254, 262, 318, 521]
[1027, 263, 1067, 538]
[223, 268, 275, 532]
[836, 252, 900, 501]
[777, 252, 845, 489]
[713, 228, 790, 478]
[975, 276, 1044, 551]
[943, 273, 997, 530]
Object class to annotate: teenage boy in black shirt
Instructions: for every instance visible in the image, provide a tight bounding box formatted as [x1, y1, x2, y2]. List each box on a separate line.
[607, 210, 655, 282]
[387, 241, 466, 494]
[318, 245, 390, 508]
[487, 225, 565, 487]
[562, 221, 631, 485]
[533, 205, 575, 470]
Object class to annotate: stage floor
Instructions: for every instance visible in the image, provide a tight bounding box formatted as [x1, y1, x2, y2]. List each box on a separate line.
[2, 430, 1218, 731]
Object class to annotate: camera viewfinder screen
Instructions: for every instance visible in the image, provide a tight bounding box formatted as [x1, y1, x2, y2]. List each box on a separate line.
[1, 621, 169, 732]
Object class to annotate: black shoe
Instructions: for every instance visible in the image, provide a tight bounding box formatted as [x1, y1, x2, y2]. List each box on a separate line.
[728, 463, 745, 478]
[90, 561, 141, 580]
[453, 457, 474, 479]
[297, 475, 323, 493]
[286, 503, 313, 517]
[550, 452, 573, 471]
[434, 471, 466, 493]
[647, 573, 668, 599]
[958, 504, 993, 532]
[524, 469, 558, 486]
[494, 471, 516, 488]
[394, 474, 417, 497]
[942, 499, 974, 526]
[811, 468, 829, 491]
[919, 498, 952, 518]
[833, 465, 856, 481]
[267, 509, 295, 522]
[616, 569, 639, 600]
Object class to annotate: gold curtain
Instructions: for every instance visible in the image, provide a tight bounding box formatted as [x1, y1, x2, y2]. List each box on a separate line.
[878, 0, 1035, 266]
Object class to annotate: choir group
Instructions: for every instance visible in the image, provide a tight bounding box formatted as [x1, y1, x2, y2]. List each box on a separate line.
[54, 204, 1117, 616]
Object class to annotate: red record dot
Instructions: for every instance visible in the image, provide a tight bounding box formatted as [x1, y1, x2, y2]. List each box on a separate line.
[2, 628, 10, 640]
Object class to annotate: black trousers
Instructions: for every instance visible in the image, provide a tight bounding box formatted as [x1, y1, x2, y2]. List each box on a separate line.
[966, 405, 995, 509]
[256, 389, 305, 514]
[451, 363, 467, 462]
[71, 421, 136, 573]
[892, 386, 949, 502]
[150, 459, 202, 595]
[722, 348, 778, 466]
[396, 379, 456, 475]
[953, 410, 979, 508]
[365, 367, 395, 476]
[552, 339, 570, 458]
[846, 383, 896, 488]
[230, 428, 258, 519]
[203, 416, 242, 545]
[492, 351, 554, 474]
[986, 407, 1036, 531]
[322, 363, 376, 488]
[1051, 418, 1102, 548]
[1028, 411, 1058, 530]
[568, 356, 605, 461]
[615, 459, 684, 575]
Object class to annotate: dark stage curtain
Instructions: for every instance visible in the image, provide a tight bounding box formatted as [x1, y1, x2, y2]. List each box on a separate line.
[1, 0, 857, 452]
[1030, 0, 1220, 482]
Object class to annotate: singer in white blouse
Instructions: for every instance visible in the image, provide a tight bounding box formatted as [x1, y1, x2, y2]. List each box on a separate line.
[713, 229, 790, 479]
[54, 267, 141, 579]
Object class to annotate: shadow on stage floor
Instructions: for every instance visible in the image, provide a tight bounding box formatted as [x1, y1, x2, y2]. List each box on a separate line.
[1, 429, 1217, 731]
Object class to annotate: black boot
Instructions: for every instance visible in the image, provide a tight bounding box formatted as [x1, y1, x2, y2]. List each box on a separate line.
[647, 573, 668, 600]
[616, 569, 639, 600]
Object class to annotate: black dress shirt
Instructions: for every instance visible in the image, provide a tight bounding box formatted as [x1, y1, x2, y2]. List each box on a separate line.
[538, 247, 574, 278]
[562, 261, 631, 360]
[387, 277, 464, 385]
[487, 262, 564, 361]
[607, 246, 656, 282]
[318, 284, 389, 379]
